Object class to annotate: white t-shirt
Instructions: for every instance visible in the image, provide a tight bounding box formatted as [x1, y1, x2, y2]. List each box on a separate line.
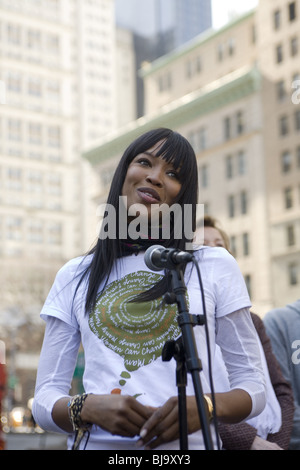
[33, 246, 266, 450]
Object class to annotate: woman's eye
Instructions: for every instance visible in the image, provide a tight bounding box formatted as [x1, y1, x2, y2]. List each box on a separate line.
[137, 158, 151, 166]
[167, 170, 179, 179]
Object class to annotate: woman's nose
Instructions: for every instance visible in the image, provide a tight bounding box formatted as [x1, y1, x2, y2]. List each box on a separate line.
[145, 170, 163, 186]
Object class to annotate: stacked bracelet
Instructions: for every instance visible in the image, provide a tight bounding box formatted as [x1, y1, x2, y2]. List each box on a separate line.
[204, 394, 214, 422]
[68, 393, 91, 450]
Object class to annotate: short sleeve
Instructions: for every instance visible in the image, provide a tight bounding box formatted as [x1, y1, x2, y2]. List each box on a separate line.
[212, 248, 251, 317]
[40, 258, 85, 329]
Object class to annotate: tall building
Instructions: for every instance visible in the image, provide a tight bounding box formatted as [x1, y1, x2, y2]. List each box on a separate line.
[0, 0, 136, 406]
[115, 0, 212, 116]
[116, 0, 212, 50]
[85, 0, 300, 316]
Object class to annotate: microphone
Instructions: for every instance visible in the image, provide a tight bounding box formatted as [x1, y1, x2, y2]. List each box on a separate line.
[144, 245, 194, 271]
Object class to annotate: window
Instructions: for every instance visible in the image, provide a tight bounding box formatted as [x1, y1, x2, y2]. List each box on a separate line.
[7, 73, 22, 93]
[199, 164, 208, 188]
[186, 56, 201, 78]
[28, 123, 42, 145]
[281, 151, 292, 172]
[284, 187, 293, 209]
[287, 224, 295, 246]
[48, 222, 62, 245]
[28, 220, 43, 243]
[274, 10, 281, 30]
[198, 127, 206, 151]
[228, 195, 235, 218]
[27, 29, 41, 50]
[236, 111, 244, 135]
[48, 126, 61, 148]
[276, 44, 283, 63]
[251, 25, 256, 44]
[291, 37, 298, 57]
[238, 150, 247, 175]
[224, 116, 231, 140]
[295, 110, 300, 131]
[229, 236, 237, 258]
[279, 115, 289, 136]
[8, 119, 22, 141]
[276, 80, 286, 101]
[28, 78, 42, 97]
[7, 24, 21, 45]
[7, 168, 22, 191]
[217, 43, 224, 61]
[46, 33, 60, 55]
[288, 2, 296, 21]
[242, 233, 250, 256]
[240, 191, 248, 215]
[157, 72, 172, 93]
[288, 262, 298, 285]
[228, 38, 235, 56]
[297, 146, 300, 167]
[189, 127, 207, 152]
[6, 217, 22, 240]
[244, 274, 252, 298]
[225, 155, 233, 179]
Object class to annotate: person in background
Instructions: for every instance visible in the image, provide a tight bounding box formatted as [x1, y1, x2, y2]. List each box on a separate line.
[201, 215, 294, 450]
[264, 300, 300, 450]
[32, 129, 266, 450]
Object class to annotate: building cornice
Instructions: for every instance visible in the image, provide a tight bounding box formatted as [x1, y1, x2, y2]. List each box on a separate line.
[84, 65, 261, 166]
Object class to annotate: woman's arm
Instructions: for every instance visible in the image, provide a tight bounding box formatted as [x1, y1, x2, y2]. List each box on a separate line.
[136, 389, 252, 450]
[137, 309, 266, 449]
[32, 316, 81, 433]
[34, 317, 153, 437]
[52, 393, 153, 438]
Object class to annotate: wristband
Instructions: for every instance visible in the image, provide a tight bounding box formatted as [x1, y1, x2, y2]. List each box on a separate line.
[204, 394, 214, 421]
[67, 393, 91, 450]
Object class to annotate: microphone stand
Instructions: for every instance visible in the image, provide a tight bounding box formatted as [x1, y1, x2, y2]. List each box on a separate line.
[162, 264, 214, 450]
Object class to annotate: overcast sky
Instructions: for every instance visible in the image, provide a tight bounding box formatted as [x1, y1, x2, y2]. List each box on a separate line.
[211, 0, 258, 28]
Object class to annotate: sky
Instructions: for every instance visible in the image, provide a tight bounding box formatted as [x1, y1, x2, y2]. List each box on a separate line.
[211, 0, 259, 29]
[115, 0, 259, 37]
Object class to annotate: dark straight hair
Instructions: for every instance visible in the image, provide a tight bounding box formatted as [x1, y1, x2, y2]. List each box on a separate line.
[78, 128, 199, 313]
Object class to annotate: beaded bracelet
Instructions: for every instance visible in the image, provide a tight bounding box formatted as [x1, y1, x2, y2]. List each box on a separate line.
[68, 393, 91, 450]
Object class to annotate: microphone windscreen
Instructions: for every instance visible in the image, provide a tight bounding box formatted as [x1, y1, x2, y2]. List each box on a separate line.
[144, 245, 164, 271]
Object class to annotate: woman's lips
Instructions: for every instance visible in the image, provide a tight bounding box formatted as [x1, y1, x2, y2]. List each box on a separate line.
[137, 187, 161, 203]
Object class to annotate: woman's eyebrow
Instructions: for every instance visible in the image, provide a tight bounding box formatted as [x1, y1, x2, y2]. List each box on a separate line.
[143, 151, 155, 157]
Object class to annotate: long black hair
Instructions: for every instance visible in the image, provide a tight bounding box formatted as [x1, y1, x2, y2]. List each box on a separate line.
[78, 128, 198, 313]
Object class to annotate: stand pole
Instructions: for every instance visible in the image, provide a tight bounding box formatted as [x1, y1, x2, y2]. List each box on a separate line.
[164, 266, 214, 450]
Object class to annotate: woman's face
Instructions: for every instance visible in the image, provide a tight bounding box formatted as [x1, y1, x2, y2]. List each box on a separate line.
[203, 226, 226, 248]
[121, 140, 182, 220]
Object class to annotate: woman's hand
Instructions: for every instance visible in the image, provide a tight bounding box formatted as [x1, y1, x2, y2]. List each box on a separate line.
[81, 394, 153, 438]
[137, 396, 200, 449]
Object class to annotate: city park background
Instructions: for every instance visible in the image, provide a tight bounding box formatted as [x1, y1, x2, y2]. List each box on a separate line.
[1, 0, 300, 446]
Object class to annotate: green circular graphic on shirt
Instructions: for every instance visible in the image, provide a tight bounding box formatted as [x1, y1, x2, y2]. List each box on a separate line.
[88, 271, 182, 372]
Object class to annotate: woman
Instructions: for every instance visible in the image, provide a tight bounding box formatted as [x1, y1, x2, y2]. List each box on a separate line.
[33, 128, 266, 450]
